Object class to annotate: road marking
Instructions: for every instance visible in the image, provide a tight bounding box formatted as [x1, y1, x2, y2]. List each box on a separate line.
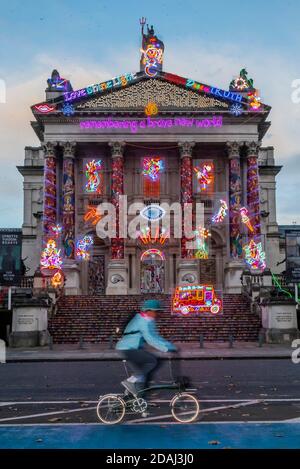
[0, 406, 96, 422]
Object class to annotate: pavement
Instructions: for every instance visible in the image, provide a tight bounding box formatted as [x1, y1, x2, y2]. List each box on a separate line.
[4, 341, 293, 361]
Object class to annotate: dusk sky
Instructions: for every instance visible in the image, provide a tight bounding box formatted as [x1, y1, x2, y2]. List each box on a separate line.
[0, 0, 300, 226]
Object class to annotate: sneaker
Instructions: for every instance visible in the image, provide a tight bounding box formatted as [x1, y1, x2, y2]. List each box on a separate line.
[121, 379, 138, 396]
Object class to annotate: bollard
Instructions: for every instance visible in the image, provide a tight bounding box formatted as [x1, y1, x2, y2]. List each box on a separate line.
[109, 335, 114, 350]
[199, 334, 204, 349]
[258, 331, 264, 348]
[79, 335, 84, 350]
[49, 335, 53, 350]
[229, 334, 234, 348]
[6, 325, 10, 343]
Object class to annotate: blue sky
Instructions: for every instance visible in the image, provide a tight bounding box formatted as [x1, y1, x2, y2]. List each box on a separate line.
[0, 0, 300, 226]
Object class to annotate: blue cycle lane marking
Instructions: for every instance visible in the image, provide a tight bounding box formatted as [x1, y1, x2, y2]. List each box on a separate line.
[0, 423, 300, 449]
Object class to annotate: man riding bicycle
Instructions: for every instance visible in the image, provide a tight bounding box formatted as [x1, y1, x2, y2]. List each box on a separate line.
[116, 299, 177, 396]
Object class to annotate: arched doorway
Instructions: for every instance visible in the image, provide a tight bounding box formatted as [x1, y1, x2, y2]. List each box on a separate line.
[140, 248, 165, 293]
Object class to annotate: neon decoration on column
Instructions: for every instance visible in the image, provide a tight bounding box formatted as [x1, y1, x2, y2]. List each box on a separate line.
[40, 239, 63, 274]
[246, 144, 261, 240]
[85, 159, 103, 194]
[179, 143, 194, 259]
[110, 142, 125, 259]
[76, 235, 94, 261]
[228, 143, 243, 258]
[172, 285, 222, 315]
[62, 143, 76, 259]
[243, 239, 266, 270]
[240, 207, 254, 233]
[143, 157, 164, 198]
[141, 248, 165, 261]
[42, 143, 57, 242]
[212, 200, 228, 223]
[193, 162, 214, 192]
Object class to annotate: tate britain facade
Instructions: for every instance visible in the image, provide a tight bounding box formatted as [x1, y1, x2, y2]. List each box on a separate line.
[18, 24, 282, 298]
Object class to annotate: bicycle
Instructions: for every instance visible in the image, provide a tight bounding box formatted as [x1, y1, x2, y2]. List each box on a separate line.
[96, 355, 200, 424]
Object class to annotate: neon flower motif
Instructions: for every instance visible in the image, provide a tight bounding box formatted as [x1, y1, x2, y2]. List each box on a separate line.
[240, 207, 254, 233]
[230, 103, 243, 116]
[76, 235, 94, 261]
[143, 158, 164, 181]
[243, 239, 266, 270]
[51, 271, 64, 288]
[212, 200, 228, 223]
[193, 164, 213, 191]
[34, 104, 56, 113]
[85, 160, 103, 194]
[40, 239, 63, 273]
[62, 103, 75, 116]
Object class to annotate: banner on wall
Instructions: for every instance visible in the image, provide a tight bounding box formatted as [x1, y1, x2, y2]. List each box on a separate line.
[0, 229, 22, 286]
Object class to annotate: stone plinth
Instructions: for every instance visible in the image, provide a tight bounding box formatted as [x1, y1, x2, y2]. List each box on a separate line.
[64, 262, 81, 295]
[224, 261, 244, 293]
[9, 299, 50, 347]
[262, 300, 299, 343]
[106, 260, 128, 295]
[177, 259, 199, 286]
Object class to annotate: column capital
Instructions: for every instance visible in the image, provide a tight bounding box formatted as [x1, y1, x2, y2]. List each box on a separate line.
[245, 141, 261, 157]
[109, 141, 125, 158]
[42, 142, 57, 158]
[60, 141, 77, 158]
[178, 141, 195, 158]
[226, 141, 242, 159]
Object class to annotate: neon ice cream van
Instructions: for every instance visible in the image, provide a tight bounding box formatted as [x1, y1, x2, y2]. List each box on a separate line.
[172, 284, 222, 315]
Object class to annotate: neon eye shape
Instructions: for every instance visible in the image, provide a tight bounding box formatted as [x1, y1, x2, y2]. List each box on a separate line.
[141, 205, 165, 221]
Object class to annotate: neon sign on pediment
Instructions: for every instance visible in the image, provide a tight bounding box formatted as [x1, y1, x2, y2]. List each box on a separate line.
[79, 116, 223, 133]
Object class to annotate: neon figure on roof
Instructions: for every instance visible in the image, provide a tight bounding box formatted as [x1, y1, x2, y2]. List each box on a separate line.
[140, 18, 164, 77]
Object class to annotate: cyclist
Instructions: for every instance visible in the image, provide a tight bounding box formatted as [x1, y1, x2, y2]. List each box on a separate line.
[116, 299, 177, 395]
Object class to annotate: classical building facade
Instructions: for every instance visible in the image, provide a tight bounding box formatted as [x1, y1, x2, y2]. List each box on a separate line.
[18, 25, 283, 297]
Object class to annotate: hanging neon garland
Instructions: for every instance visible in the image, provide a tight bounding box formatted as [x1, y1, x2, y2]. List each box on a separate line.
[85, 159, 103, 194]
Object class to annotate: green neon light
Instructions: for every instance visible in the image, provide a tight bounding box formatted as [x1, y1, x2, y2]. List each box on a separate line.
[271, 273, 293, 299]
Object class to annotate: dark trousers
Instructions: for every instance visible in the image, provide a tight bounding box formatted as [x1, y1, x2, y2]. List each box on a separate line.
[121, 349, 161, 386]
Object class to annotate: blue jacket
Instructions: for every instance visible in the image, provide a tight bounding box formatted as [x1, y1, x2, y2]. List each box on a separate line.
[116, 313, 176, 353]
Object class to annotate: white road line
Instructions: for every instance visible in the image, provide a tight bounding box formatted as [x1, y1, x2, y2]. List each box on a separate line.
[0, 406, 96, 423]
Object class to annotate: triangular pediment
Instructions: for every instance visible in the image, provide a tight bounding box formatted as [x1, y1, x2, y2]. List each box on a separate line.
[75, 78, 229, 112]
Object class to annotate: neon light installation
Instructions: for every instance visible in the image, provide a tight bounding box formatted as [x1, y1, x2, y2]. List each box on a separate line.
[143, 157, 164, 198]
[84, 206, 102, 225]
[212, 200, 228, 223]
[248, 90, 261, 111]
[141, 248, 165, 261]
[140, 205, 165, 221]
[141, 44, 163, 77]
[185, 77, 244, 104]
[193, 226, 211, 259]
[62, 103, 75, 116]
[230, 103, 243, 116]
[34, 104, 56, 114]
[76, 235, 94, 261]
[40, 239, 63, 274]
[144, 102, 158, 116]
[139, 226, 169, 245]
[193, 163, 214, 192]
[49, 224, 62, 236]
[85, 160, 103, 194]
[51, 271, 64, 288]
[172, 285, 222, 315]
[240, 207, 254, 233]
[243, 239, 266, 270]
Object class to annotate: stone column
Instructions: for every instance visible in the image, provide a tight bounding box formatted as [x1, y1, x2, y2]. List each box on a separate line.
[106, 142, 128, 295]
[227, 141, 243, 259]
[177, 142, 198, 286]
[61, 142, 76, 259]
[224, 141, 244, 293]
[42, 142, 57, 244]
[245, 141, 261, 241]
[61, 142, 80, 295]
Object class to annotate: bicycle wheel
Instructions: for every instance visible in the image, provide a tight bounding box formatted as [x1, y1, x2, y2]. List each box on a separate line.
[96, 394, 126, 424]
[171, 393, 200, 423]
